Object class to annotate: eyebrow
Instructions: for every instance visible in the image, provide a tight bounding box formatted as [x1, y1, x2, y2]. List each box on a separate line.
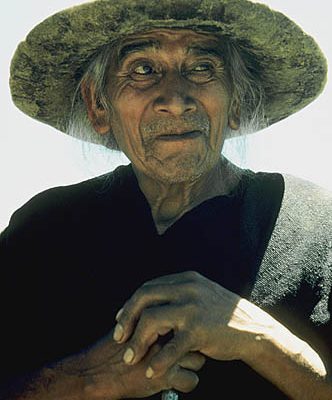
[117, 39, 224, 65]
[118, 39, 161, 63]
[187, 44, 224, 60]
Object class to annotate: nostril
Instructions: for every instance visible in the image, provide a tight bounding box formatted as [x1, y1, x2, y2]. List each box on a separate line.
[154, 97, 197, 116]
[157, 108, 169, 113]
[185, 104, 196, 112]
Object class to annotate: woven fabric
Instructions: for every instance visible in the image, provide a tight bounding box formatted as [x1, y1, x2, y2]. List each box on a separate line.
[252, 174, 332, 326]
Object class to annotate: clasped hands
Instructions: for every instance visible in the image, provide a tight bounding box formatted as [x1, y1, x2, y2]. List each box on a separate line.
[113, 271, 266, 389]
[67, 271, 325, 399]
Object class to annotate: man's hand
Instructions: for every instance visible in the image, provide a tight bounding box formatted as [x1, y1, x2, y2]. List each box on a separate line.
[59, 328, 205, 399]
[6, 328, 205, 400]
[112, 271, 284, 379]
[112, 271, 332, 400]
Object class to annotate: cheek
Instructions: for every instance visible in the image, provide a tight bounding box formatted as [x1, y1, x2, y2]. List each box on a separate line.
[198, 87, 231, 154]
[110, 90, 150, 157]
[211, 85, 230, 118]
[202, 88, 230, 134]
[198, 79, 230, 111]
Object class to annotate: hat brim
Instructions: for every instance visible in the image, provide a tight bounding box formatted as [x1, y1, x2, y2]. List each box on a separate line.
[10, 0, 327, 141]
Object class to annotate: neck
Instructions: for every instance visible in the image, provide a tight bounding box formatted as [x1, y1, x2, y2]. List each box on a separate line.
[133, 157, 243, 235]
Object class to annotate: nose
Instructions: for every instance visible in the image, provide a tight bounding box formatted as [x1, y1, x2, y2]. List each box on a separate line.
[153, 75, 197, 117]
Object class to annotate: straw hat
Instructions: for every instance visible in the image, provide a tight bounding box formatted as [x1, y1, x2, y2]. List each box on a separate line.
[10, 0, 327, 141]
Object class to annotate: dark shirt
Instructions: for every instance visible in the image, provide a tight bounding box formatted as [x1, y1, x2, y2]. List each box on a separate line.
[0, 164, 296, 398]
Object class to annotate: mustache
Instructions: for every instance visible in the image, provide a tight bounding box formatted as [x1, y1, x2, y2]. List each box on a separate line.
[141, 114, 210, 143]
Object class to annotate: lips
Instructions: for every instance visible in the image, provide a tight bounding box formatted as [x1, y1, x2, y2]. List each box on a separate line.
[157, 130, 202, 141]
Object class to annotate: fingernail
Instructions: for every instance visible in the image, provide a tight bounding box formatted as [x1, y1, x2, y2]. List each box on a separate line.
[113, 323, 124, 342]
[146, 366, 154, 379]
[123, 347, 135, 364]
[115, 308, 123, 321]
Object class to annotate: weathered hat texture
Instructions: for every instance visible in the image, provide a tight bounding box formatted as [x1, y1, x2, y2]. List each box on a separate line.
[10, 0, 327, 141]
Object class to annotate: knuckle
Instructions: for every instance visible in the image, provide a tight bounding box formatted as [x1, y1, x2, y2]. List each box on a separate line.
[142, 279, 155, 287]
[140, 307, 154, 326]
[185, 270, 200, 280]
[118, 299, 136, 322]
[130, 285, 155, 309]
[180, 276, 202, 298]
[119, 295, 146, 326]
[130, 283, 149, 304]
[130, 289, 143, 306]
[182, 298, 198, 315]
[130, 314, 159, 355]
[138, 283, 155, 297]
[131, 322, 147, 347]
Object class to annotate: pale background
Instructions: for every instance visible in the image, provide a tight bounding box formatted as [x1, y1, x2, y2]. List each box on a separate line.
[1, 0, 331, 232]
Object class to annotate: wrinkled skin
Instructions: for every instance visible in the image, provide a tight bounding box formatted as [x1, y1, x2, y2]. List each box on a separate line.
[112, 271, 265, 379]
[84, 28, 239, 185]
[60, 330, 205, 399]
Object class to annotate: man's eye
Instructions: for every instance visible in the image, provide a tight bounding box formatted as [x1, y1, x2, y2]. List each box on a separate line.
[185, 62, 216, 83]
[133, 64, 154, 75]
[192, 63, 212, 72]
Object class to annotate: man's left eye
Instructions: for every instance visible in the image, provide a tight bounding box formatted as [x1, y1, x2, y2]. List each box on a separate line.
[185, 62, 215, 82]
[192, 63, 213, 72]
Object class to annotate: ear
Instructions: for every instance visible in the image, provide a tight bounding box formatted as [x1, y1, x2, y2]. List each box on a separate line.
[80, 79, 111, 135]
[228, 97, 240, 131]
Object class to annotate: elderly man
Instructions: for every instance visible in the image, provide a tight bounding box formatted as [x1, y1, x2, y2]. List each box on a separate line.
[1, 0, 332, 399]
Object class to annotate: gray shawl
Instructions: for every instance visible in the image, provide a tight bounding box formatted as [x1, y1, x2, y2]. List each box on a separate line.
[251, 174, 332, 326]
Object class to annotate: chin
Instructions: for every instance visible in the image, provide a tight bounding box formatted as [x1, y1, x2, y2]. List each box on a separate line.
[148, 155, 212, 184]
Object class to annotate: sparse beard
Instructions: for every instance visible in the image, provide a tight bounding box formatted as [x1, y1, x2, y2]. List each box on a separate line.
[140, 114, 210, 146]
[144, 150, 217, 184]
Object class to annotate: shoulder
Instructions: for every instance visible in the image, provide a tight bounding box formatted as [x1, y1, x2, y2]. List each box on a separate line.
[282, 174, 332, 222]
[1, 164, 132, 241]
[267, 173, 332, 249]
[251, 174, 332, 323]
[277, 174, 332, 265]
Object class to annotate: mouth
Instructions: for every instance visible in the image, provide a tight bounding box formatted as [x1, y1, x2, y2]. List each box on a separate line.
[157, 130, 203, 141]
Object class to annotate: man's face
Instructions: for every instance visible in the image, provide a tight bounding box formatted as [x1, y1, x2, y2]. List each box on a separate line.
[105, 29, 238, 183]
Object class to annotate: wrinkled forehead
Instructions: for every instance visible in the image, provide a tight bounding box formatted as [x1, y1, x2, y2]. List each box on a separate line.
[116, 28, 224, 62]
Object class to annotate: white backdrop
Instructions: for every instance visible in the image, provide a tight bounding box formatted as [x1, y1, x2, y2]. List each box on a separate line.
[1, 0, 331, 231]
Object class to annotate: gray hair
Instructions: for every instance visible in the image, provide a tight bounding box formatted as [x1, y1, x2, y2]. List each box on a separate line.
[67, 41, 120, 150]
[66, 36, 267, 149]
[223, 40, 267, 138]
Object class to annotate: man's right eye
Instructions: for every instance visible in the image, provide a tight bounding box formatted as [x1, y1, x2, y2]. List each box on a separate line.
[133, 64, 154, 76]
